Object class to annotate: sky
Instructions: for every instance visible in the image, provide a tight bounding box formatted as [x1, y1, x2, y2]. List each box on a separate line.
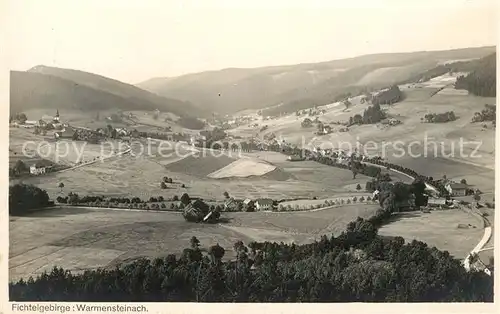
[5, 0, 498, 84]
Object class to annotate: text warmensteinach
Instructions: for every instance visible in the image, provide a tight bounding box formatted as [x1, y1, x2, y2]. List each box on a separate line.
[76, 304, 147, 312]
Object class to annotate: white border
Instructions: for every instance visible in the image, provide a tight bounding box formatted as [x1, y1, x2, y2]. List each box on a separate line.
[1, 1, 499, 313]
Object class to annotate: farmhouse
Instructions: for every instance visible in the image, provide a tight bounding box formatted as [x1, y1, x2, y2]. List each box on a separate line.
[21, 120, 38, 128]
[224, 198, 239, 211]
[29, 160, 53, 175]
[445, 183, 469, 197]
[255, 198, 275, 211]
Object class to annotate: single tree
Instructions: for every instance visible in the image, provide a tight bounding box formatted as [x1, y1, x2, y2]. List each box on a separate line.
[356, 184, 362, 191]
[180, 193, 191, 205]
[223, 191, 230, 199]
[190, 236, 200, 249]
[14, 160, 28, 174]
[160, 182, 167, 189]
[460, 178, 467, 185]
[58, 182, 65, 192]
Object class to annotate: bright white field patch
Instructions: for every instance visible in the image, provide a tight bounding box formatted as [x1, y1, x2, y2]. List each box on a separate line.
[207, 157, 276, 179]
[419, 72, 466, 88]
[438, 58, 479, 65]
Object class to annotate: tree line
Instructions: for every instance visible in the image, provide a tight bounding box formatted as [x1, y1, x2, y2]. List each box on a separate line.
[455, 53, 496, 97]
[472, 104, 496, 124]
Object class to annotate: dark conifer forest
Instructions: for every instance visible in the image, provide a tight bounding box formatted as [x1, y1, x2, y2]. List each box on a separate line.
[455, 53, 496, 97]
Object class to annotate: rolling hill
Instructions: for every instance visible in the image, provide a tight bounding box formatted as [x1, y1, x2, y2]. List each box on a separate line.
[10, 66, 203, 118]
[138, 46, 495, 115]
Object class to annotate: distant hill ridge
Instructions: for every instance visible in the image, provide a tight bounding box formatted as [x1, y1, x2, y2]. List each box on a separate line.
[137, 46, 495, 115]
[11, 66, 203, 118]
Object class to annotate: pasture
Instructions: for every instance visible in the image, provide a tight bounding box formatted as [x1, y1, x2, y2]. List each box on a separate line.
[378, 209, 484, 259]
[16, 139, 375, 201]
[9, 204, 379, 282]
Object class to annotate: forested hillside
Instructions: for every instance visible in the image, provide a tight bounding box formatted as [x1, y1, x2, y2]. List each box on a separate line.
[455, 53, 496, 97]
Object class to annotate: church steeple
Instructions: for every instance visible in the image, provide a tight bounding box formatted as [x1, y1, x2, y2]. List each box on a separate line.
[53, 109, 60, 123]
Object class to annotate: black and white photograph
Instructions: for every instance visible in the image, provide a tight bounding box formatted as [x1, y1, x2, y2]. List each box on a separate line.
[3, 0, 498, 308]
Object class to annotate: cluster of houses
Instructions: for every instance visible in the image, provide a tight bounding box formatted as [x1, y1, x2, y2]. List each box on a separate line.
[11, 110, 64, 130]
[9, 158, 56, 177]
[224, 197, 276, 211]
[28, 160, 54, 175]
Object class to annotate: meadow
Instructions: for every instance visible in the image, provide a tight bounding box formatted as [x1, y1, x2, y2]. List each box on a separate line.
[378, 209, 485, 259]
[9, 204, 379, 282]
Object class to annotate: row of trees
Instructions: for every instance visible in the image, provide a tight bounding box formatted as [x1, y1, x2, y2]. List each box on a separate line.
[277, 196, 376, 212]
[422, 111, 457, 123]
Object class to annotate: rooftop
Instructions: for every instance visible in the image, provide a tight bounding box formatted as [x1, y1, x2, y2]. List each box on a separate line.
[29, 159, 54, 168]
[256, 198, 274, 205]
[448, 183, 469, 189]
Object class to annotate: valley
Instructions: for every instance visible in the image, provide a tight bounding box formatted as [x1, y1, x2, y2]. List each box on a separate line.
[8, 45, 496, 302]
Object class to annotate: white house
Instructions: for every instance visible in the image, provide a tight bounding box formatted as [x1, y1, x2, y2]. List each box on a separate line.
[29, 161, 53, 175]
[255, 198, 274, 211]
[445, 183, 469, 197]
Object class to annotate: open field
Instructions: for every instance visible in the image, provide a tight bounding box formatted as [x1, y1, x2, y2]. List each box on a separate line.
[378, 209, 484, 259]
[9, 204, 378, 282]
[166, 154, 236, 177]
[16, 142, 374, 201]
[208, 157, 277, 179]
